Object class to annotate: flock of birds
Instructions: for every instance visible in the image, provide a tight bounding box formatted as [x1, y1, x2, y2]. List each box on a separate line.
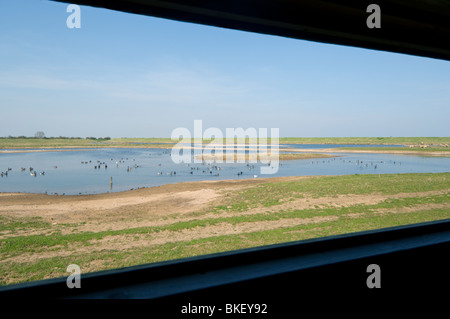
[76, 156, 259, 178]
[78, 154, 269, 179]
[153, 161, 259, 177]
[309, 157, 402, 169]
[0, 167, 12, 177]
[0, 153, 404, 185]
[0, 166, 50, 178]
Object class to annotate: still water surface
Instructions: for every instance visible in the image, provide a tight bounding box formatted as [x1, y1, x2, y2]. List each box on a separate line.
[0, 145, 449, 195]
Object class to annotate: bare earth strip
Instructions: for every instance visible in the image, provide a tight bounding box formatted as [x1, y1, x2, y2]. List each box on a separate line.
[1, 216, 338, 264]
[0, 177, 304, 235]
[1, 176, 448, 238]
[4, 143, 448, 156]
[2, 202, 447, 265]
[280, 147, 450, 156]
[0, 175, 448, 241]
[0, 175, 449, 285]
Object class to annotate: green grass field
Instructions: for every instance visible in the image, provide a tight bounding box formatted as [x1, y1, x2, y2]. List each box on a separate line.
[0, 172, 448, 286]
[279, 137, 450, 145]
[0, 138, 177, 150]
[1, 137, 449, 150]
[336, 146, 450, 153]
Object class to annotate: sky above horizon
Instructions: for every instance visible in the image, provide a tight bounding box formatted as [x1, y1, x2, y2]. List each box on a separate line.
[1, 0, 449, 138]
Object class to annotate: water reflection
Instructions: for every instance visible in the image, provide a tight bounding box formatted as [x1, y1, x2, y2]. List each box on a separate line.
[0, 146, 449, 195]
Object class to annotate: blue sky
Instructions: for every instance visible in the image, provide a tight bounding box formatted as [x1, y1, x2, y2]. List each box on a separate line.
[1, 0, 449, 138]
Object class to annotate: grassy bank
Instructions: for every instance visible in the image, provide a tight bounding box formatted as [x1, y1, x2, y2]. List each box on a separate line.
[279, 137, 450, 145]
[336, 146, 450, 153]
[0, 138, 101, 149]
[0, 137, 175, 150]
[0, 172, 449, 286]
[2, 137, 449, 150]
[116, 136, 450, 146]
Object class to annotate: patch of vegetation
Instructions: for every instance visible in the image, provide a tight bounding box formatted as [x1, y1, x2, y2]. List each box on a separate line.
[2, 190, 448, 257]
[1, 172, 449, 286]
[0, 216, 50, 233]
[2, 136, 449, 150]
[219, 173, 450, 209]
[1, 205, 448, 286]
[278, 137, 450, 145]
[336, 146, 450, 153]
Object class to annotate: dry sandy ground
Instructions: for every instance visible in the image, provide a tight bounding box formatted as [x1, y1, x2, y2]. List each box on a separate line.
[0, 175, 449, 281]
[0, 176, 300, 227]
[2, 145, 448, 156]
[1, 175, 448, 242]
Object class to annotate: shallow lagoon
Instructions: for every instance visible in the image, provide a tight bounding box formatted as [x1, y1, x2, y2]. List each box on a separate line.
[0, 145, 449, 195]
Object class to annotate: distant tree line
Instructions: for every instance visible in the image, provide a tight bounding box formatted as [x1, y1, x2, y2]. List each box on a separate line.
[1, 135, 83, 139]
[1, 134, 111, 141]
[86, 137, 111, 141]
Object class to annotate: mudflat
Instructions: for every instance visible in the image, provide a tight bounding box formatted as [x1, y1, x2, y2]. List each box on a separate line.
[1, 173, 449, 285]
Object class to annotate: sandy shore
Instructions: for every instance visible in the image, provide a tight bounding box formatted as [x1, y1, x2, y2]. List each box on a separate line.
[1, 174, 447, 232]
[0, 176, 307, 236]
[1, 173, 448, 286]
[280, 147, 450, 156]
[1, 174, 448, 250]
[1, 144, 449, 156]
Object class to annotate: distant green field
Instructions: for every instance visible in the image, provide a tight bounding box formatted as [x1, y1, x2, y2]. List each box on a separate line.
[108, 137, 175, 144]
[0, 138, 99, 149]
[1, 137, 449, 149]
[336, 147, 450, 153]
[0, 138, 175, 149]
[278, 137, 450, 145]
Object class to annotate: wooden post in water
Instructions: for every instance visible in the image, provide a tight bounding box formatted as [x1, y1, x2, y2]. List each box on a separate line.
[110, 176, 113, 189]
